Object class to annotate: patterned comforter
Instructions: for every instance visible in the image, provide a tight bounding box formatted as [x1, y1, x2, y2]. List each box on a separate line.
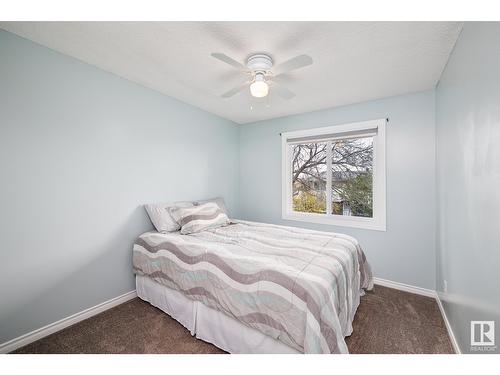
[133, 220, 373, 353]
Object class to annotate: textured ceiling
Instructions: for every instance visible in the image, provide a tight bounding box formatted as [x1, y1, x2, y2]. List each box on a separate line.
[0, 22, 462, 124]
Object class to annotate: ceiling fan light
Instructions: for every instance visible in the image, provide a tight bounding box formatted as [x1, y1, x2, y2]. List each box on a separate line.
[250, 80, 269, 98]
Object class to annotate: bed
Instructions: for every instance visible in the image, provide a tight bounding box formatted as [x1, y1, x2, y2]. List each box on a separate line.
[133, 219, 373, 354]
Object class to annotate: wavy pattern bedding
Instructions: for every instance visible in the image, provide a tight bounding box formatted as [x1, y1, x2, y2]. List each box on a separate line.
[133, 220, 373, 353]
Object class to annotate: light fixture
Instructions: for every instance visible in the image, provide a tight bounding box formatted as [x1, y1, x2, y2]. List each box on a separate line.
[250, 72, 269, 98]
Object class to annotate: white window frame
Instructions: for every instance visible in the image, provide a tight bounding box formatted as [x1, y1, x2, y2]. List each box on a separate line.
[281, 118, 386, 231]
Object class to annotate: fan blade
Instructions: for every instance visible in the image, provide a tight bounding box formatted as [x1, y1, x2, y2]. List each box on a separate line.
[274, 54, 313, 76]
[272, 84, 296, 100]
[221, 81, 249, 98]
[211, 53, 246, 70]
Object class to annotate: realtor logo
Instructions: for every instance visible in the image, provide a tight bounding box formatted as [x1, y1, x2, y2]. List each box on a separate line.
[471, 321, 495, 346]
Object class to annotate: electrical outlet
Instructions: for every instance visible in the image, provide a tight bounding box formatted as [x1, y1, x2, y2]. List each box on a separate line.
[443, 280, 448, 293]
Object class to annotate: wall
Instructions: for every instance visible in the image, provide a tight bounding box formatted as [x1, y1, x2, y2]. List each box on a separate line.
[239, 90, 436, 290]
[436, 22, 500, 353]
[0, 30, 239, 343]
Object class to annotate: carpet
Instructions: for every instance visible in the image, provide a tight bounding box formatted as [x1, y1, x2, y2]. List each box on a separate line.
[12, 285, 454, 354]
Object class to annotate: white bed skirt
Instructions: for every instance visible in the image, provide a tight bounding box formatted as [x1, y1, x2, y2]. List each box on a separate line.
[136, 275, 300, 354]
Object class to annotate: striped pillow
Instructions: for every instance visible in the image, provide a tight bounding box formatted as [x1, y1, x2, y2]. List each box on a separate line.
[168, 202, 229, 234]
[144, 201, 193, 233]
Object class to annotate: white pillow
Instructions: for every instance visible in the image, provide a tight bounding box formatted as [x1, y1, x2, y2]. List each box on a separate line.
[193, 197, 229, 217]
[144, 201, 193, 233]
[168, 202, 229, 234]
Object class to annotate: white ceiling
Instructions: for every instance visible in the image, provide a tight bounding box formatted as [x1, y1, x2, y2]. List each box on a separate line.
[0, 22, 462, 124]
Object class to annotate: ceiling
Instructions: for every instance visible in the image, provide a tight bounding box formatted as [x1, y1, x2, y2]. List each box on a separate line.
[0, 22, 462, 124]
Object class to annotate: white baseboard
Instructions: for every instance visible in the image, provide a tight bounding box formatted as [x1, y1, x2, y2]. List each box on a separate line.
[1, 278, 461, 354]
[0, 290, 137, 354]
[373, 277, 437, 298]
[373, 277, 460, 354]
[435, 293, 461, 354]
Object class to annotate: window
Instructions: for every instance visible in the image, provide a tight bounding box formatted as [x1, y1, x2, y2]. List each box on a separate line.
[282, 119, 386, 231]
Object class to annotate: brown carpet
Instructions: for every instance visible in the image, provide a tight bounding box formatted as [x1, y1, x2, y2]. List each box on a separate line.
[12, 285, 454, 354]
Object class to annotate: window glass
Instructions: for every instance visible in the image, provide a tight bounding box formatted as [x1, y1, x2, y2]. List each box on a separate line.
[331, 137, 373, 217]
[291, 142, 327, 214]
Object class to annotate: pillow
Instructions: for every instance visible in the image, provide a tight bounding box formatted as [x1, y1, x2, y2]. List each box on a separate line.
[144, 201, 193, 233]
[169, 202, 229, 234]
[193, 197, 229, 217]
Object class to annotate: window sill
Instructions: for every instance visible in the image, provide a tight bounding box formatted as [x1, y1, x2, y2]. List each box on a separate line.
[282, 211, 386, 231]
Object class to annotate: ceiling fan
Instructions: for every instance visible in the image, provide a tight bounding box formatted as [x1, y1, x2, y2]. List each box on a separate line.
[211, 52, 313, 100]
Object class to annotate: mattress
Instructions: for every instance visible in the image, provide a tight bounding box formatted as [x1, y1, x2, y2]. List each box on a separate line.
[133, 220, 373, 353]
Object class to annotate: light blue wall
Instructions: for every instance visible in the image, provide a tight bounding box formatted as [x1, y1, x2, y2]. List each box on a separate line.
[239, 91, 437, 290]
[0, 30, 239, 343]
[436, 22, 500, 353]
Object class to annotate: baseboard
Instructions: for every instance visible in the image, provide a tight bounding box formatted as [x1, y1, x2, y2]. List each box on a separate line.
[1, 278, 461, 354]
[373, 277, 460, 354]
[373, 277, 437, 298]
[435, 293, 461, 354]
[0, 290, 137, 354]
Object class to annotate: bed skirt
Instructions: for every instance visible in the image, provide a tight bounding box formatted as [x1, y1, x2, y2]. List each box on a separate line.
[136, 275, 300, 354]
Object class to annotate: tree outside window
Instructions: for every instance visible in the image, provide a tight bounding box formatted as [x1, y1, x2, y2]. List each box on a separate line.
[292, 137, 373, 218]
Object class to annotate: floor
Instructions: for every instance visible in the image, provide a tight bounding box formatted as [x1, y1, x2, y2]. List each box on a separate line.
[12, 285, 454, 354]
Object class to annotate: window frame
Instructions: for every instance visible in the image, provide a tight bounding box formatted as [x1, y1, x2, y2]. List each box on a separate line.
[281, 118, 387, 231]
